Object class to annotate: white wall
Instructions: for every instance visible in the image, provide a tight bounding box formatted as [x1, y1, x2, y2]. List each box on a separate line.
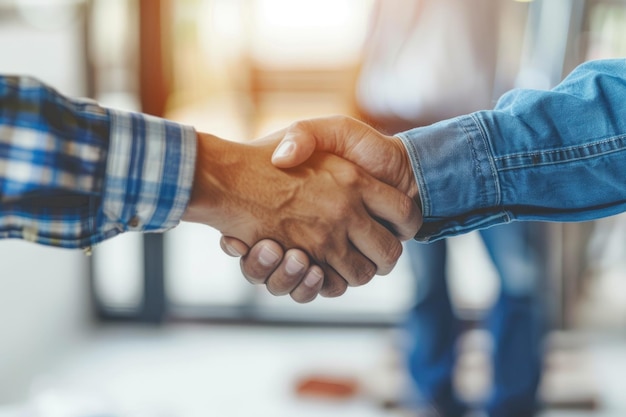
[0, 241, 91, 403]
[0, 5, 93, 403]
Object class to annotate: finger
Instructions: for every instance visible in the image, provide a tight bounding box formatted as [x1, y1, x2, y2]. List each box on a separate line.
[362, 178, 422, 240]
[240, 240, 284, 285]
[347, 216, 403, 276]
[345, 180, 418, 275]
[265, 249, 311, 296]
[220, 235, 249, 257]
[290, 265, 324, 303]
[271, 116, 373, 168]
[324, 236, 376, 287]
[319, 265, 348, 297]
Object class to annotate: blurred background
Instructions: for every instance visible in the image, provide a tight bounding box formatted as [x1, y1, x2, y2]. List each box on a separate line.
[1, 0, 626, 416]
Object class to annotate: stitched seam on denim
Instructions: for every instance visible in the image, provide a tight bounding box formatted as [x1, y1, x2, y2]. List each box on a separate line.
[470, 114, 502, 207]
[495, 134, 626, 171]
[461, 116, 492, 209]
[397, 134, 431, 217]
[460, 121, 483, 207]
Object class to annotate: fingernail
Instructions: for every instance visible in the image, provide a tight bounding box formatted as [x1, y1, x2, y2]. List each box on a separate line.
[285, 255, 305, 275]
[303, 268, 323, 288]
[224, 242, 243, 257]
[272, 139, 295, 161]
[258, 245, 280, 266]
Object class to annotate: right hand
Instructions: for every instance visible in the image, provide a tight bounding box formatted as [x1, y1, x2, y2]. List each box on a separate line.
[221, 116, 422, 302]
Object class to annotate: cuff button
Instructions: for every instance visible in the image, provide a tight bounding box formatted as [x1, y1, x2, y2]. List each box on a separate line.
[128, 215, 140, 228]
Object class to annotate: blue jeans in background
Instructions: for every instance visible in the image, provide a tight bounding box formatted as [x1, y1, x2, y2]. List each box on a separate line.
[403, 221, 548, 417]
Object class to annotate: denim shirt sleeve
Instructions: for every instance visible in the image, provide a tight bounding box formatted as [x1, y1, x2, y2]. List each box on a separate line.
[397, 58, 626, 241]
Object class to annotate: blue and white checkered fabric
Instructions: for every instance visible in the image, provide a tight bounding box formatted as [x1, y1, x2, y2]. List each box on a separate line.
[0, 75, 196, 249]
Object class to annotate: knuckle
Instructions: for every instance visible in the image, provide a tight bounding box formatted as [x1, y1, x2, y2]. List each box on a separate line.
[334, 114, 353, 129]
[320, 278, 347, 298]
[398, 194, 417, 225]
[352, 262, 377, 287]
[321, 284, 347, 298]
[376, 250, 399, 275]
[308, 232, 332, 257]
[340, 164, 362, 187]
[287, 120, 303, 131]
[287, 119, 311, 134]
[352, 214, 371, 233]
[330, 198, 353, 221]
[318, 231, 334, 248]
[384, 240, 403, 266]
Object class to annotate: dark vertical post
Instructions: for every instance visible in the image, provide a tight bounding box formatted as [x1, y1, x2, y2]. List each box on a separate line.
[138, 0, 173, 323]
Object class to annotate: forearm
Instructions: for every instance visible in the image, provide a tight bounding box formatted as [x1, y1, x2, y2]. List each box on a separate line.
[398, 58, 626, 241]
[0, 76, 196, 248]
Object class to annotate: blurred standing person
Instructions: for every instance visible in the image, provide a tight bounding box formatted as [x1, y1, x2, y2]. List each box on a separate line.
[355, 1, 549, 416]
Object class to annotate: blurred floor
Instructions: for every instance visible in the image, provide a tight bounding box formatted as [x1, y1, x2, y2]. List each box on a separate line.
[3, 323, 626, 417]
[3, 224, 626, 417]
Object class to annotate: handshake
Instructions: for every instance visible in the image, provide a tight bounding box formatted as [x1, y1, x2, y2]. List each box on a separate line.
[182, 115, 422, 303]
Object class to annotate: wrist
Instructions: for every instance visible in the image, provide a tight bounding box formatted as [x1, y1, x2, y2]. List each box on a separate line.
[182, 132, 235, 228]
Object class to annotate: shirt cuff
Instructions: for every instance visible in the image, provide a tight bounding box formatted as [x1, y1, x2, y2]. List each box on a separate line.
[396, 114, 509, 241]
[98, 109, 197, 243]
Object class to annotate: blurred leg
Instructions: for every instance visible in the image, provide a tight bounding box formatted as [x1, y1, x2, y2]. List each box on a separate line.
[480, 222, 548, 417]
[403, 239, 467, 417]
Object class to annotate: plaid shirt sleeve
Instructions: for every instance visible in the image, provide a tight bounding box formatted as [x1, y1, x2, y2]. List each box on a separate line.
[0, 75, 197, 249]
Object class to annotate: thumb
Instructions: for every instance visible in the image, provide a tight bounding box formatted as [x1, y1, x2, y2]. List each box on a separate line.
[270, 116, 380, 170]
[271, 130, 317, 168]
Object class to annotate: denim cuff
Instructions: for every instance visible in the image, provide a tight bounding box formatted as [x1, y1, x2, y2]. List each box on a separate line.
[397, 115, 508, 241]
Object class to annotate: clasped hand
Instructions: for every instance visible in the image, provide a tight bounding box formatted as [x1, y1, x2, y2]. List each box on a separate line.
[182, 116, 421, 301]
[212, 116, 422, 302]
